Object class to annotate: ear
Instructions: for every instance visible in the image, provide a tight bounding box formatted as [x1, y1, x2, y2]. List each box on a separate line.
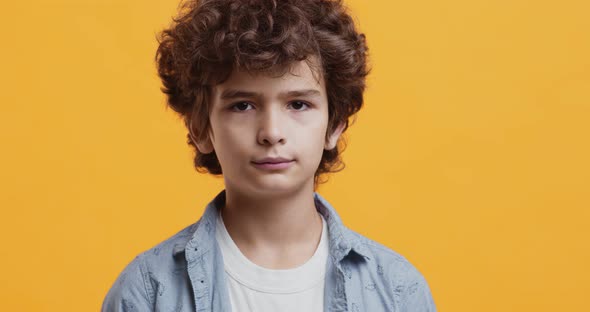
[324, 122, 346, 150]
[195, 136, 214, 154]
[189, 122, 215, 154]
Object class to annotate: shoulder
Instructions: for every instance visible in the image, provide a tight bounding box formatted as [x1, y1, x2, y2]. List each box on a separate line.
[347, 229, 437, 311]
[140, 220, 199, 267]
[350, 229, 419, 279]
[101, 221, 199, 311]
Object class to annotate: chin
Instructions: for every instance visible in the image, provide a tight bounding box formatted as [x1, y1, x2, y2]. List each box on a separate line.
[250, 179, 303, 195]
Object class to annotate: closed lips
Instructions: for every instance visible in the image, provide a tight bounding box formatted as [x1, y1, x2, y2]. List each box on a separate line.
[253, 157, 293, 164]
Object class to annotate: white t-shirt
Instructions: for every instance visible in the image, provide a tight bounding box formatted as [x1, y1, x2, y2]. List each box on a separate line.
[215, 209, 329, 312]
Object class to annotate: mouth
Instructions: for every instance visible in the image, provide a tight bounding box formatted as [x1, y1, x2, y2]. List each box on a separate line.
[251, 160, 295, 170]
[252, 157, 294, 164]
[252, 160, 293, 164]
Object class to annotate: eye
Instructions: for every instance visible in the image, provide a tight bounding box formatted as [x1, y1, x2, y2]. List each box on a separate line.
[230, 101, 254, 112]
[289, 101, 311, 111]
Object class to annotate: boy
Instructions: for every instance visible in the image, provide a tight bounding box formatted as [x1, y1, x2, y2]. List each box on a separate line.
[102, 0, 436, 311]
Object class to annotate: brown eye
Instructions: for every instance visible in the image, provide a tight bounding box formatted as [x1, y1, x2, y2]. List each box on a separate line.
[231, 102, 254, 111]
[289, 101, 310, 111]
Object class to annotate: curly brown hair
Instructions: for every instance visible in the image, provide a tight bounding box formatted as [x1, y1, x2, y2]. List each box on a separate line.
[155, 0, 370, 189]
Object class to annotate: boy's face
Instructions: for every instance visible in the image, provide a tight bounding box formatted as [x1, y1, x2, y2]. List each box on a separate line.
[195, 59, 345, 196]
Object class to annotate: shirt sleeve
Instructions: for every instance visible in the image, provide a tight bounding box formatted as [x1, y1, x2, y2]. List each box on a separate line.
[101, 255, 153, 312]
[400, 270, 437, 312]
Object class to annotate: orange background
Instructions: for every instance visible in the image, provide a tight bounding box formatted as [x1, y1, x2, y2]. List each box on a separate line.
[1, 0, 589, 310]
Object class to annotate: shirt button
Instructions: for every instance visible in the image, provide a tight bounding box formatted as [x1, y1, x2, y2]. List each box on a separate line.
[339, 241, 347, 249]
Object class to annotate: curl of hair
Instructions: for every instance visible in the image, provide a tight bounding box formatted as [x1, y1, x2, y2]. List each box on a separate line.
[155, 0, 370, 189]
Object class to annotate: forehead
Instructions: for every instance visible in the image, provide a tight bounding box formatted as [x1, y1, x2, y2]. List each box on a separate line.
[213, 59, 325, 97]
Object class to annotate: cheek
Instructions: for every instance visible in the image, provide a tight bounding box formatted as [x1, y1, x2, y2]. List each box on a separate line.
[299, 124, 328, 157]
[214, 130, 240, 151]
[211, 123, 252, 159]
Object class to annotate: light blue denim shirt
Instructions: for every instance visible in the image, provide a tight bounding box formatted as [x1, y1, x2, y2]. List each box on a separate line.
[102, 190, 436, 311]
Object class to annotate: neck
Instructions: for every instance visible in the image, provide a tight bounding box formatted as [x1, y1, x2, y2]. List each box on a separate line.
[220, 182, 323, 269]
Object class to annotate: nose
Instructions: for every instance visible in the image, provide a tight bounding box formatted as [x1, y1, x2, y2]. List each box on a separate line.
[257, 107, 286, 146]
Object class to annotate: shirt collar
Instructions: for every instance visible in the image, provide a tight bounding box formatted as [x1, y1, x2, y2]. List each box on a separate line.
[313, 190, 372, 262]
[174, 189, 371, 263]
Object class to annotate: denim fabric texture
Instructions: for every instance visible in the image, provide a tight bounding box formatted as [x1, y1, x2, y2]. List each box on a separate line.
[102, 190, 437, 311]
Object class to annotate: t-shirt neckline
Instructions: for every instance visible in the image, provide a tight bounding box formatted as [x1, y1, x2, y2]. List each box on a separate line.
[215, 208, 329, 294]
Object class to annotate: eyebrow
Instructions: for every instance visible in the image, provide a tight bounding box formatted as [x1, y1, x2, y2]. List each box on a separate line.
[220, 89, 321, 100]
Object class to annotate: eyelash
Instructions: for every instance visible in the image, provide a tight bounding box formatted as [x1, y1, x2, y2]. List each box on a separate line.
[230, 101, 311, 112]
